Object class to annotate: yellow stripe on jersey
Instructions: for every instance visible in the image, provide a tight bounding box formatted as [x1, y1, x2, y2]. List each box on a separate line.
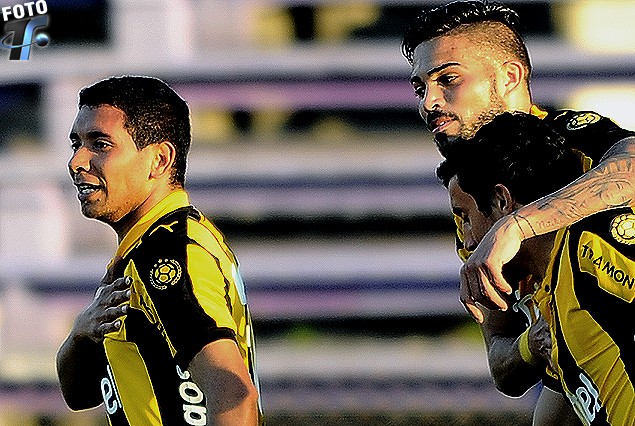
[186, 243, 237, 331]
[554, 232, 635, 425]
[103, 339, 163, 425]
[186, 217, 253, 370]
[578, 231, 635, 302]
[573, 149, 594, 172]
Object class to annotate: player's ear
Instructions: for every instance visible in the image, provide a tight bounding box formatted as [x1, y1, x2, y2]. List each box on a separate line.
[149, 140, 176, 180]
[501, 60, 525, 96]
[493, 183, 516, 215]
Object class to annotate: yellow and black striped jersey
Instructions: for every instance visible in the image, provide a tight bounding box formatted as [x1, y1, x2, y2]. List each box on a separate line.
[98, 190, 261, 425]
[535, 207, 635, 426]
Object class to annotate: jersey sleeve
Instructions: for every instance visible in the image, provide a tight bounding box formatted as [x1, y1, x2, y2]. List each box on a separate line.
[547, 110, 635, 165]
[169, 242, 242, 367]
[186, 243, 239, 332]
[126, 214, 241, 368]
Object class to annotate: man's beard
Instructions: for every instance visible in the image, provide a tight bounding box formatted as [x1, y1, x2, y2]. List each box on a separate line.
[458, 87, 506, 140]
[435, 85, 506, 155]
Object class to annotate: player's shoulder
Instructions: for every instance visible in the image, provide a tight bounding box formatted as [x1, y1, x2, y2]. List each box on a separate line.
[541, 108, 614, 132]
[184, 207, 237, 263]
[145, 206, 191, 243]
[538, 107, 635, 161]
[569, 207, 635, 254]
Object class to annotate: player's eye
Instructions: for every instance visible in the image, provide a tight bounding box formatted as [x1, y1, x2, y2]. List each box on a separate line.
[93, 139, 111, 150]
[438, 74, 458, 86]
[414, 85, 426, 99]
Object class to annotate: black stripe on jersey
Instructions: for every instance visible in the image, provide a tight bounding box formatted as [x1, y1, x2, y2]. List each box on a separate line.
[179, 245, 237, 366]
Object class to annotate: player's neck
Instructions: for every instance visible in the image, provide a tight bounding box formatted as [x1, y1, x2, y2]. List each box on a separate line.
[112, 184, 178, 243]
[505, 90, 533, 114]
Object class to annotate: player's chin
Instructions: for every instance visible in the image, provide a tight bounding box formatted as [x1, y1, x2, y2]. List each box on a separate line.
[80, 203, 103, 220]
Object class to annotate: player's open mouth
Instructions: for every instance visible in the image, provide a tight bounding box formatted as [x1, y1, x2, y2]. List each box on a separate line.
[429, 117, 453, 133]
[76, 183, 101, 200]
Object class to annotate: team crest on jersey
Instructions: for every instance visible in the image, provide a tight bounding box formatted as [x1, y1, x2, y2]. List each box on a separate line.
[610, 213, 635, 245]
[149, 259, 182, 290]
[566, 112, 601, 130]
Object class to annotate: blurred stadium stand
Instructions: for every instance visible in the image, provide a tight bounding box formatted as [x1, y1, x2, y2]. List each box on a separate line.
[0, 0, 634, 424]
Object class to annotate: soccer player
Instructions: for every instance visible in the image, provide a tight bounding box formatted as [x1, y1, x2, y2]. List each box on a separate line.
[438, 111, 635, 426]
[56, 76, 262, 425]
[402, 1, 634, 424]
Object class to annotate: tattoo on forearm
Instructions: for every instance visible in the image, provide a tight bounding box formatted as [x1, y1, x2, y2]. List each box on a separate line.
[513, 214, 537, 238]
[588, 155, 635, 207]
[523, 153, 635, 234]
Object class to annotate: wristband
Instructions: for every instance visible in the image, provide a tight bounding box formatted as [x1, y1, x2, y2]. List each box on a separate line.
[518, 327, 540, 366]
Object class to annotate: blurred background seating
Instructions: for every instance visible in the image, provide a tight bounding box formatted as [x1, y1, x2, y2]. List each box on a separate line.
[0, 1, 633, 424]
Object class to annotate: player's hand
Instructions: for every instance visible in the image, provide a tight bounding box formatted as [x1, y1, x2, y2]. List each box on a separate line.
[528, 316, 553, 369]
[71, 266, 131, 344]
[460, 215, 521, 323]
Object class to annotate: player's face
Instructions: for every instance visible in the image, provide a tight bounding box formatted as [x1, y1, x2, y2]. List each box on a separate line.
[68, 105, 157, 233]
[448, 176, 502, 252]
[409, 34, 506, 144]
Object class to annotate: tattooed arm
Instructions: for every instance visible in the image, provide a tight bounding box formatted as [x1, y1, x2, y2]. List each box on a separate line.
[460, 137, 635, 323]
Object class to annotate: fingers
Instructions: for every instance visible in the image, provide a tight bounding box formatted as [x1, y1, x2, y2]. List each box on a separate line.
[460, 264, 509, 312]
[487, 267, 513, 296]
[95, 276, 131, 300]
[464, 299, 485, 324]
[459, 275, 485, 323]
[478, 269, 509, 311]
[97, 304, 129, 335]
[81, 276, 131, 342]
[458, 215, 522, 310]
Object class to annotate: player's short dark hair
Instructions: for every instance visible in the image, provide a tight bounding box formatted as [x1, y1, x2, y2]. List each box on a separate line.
[401, 1, 531, 79]
[436, 112, 583, 215]
[78, 75, 191, 186]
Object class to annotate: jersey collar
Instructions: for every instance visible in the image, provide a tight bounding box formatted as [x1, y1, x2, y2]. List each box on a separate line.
[530, 104, 548, 120]
[114, 189, 190, 259]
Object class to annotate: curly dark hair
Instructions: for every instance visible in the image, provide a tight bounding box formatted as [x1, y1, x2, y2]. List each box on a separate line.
[78, 75, 191, 186]
[401, 1, 531, 80]
[437, 112, 583, 215]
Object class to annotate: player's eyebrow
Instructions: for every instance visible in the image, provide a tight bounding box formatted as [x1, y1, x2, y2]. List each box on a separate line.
[69, 130, 110, 140]
[426, 62, 461, 76]
[410, 62, 461, 85]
